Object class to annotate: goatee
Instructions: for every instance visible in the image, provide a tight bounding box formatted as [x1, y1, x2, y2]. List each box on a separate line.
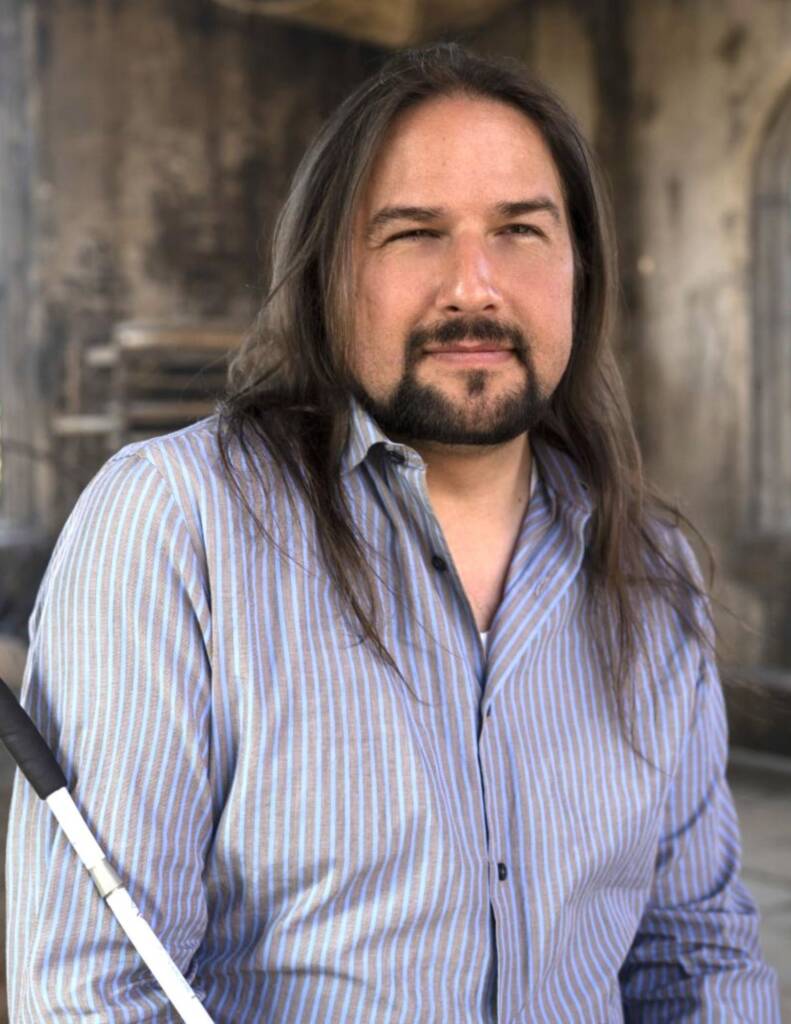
[351, 316, 551, 446]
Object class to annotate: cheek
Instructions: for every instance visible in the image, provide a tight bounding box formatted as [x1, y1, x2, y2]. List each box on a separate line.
[544, 305, 575, 383]
[535, 248, 575, 322]
[514, 255, 575, 384]
[351, 271, 416, 394]
[360, 259, 427, 320]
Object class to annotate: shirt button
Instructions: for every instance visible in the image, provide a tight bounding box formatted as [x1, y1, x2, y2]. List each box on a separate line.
[431, 554, 448, 572]
[497, 862, 508, 881]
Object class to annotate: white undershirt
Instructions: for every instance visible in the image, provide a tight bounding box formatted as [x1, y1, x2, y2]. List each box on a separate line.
[479, 458, 538, 653]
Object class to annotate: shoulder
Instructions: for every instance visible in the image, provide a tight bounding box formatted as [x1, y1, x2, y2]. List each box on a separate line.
[76, 418, 219, 531]
[640, 509, 715, 652]
[71, 414, 300, 557]
[31, 424, 225, 644]
[104, 415, 224, 494]
[46, 419, 229, 585]
[643, 509, 709, 595]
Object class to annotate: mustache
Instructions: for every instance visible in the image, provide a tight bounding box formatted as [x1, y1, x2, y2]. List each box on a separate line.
[407, 316, 527, 354]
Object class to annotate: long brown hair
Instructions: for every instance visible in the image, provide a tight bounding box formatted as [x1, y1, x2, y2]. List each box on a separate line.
[217, 43, 714, 765]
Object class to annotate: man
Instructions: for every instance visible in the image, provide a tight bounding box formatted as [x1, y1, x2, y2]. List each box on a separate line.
[6, 43, 780, 1022]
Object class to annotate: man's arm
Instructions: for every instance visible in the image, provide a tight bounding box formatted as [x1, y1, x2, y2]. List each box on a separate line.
[5, 452, 214, 1021]
[618, 572, 781, 1021]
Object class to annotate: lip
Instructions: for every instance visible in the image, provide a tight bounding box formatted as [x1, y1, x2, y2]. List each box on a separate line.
[423, 341, 513, 353]
[424, 347, 514, 365]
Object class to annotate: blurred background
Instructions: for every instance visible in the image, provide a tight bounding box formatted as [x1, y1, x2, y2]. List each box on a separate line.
[0, 0, 789, 1018]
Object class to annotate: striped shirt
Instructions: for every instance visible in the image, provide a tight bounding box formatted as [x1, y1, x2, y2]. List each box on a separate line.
[6, 399, 780, 1022]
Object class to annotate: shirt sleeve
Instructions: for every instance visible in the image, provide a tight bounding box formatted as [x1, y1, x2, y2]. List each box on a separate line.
[5, 452, 214, 1022]
[618, 541, 781, 1021]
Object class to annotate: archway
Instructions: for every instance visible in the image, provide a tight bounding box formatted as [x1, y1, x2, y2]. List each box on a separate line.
[752, 82, 791, 535]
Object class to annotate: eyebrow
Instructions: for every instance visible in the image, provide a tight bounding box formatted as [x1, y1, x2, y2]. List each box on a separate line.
[365, 205, 444, 237]
[365, 196, 562, 237]
[495, 198, 562, 223]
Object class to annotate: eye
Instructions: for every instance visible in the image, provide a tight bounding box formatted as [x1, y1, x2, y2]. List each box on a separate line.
[503, 223, 544, 238]
[387, 228, 439, 242]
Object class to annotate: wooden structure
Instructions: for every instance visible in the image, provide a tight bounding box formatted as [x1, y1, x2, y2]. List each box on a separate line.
[209, 0, 518, 47]
[52, 320, 242, 448]
[50, 320, 244, 516]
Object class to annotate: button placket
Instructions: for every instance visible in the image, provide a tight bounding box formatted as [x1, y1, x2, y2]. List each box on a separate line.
[413, 476, 481, 646]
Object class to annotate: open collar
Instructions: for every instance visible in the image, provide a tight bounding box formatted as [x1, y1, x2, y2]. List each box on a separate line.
[340, 396, 594, 519]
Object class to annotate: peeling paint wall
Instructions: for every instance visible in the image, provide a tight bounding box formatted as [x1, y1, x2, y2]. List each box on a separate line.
[475, 0, 791, 724]
[473, 0, 600, 142]
[4, 0, 788, 709]
[630, 0, 791, 673]
[9, 0, 385, 522]
[475, 0, 641, 381]
[0, 2, 37, 526]
[35, 0, 384, 322]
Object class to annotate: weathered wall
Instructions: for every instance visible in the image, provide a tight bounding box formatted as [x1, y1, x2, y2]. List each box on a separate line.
[9, 0, 790, 672]
[630, 0, 791, 677]
[0, 4, 386, 1018]
[472, 0, 600, 141]
[0, 2, 37, 526]
[475, 0, 791, 741]
[4, 0, 386, 526]
[475, 0, 642, 387]
[33, 0, 380, 325]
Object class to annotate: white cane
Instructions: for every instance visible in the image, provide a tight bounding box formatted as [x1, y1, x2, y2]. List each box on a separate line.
[0, 675, 215, 1024]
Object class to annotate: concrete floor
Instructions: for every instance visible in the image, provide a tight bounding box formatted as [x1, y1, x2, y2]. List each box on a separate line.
[0, 747, 787, 1021]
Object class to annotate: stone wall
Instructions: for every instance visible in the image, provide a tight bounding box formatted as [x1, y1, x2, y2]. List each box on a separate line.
[628, 0, 791, 683]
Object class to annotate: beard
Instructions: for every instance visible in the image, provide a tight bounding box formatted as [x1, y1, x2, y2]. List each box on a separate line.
[350, 316, 553, 446]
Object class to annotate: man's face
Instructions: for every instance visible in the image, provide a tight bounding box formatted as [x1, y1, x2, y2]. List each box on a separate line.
[349, 93, 576, 446]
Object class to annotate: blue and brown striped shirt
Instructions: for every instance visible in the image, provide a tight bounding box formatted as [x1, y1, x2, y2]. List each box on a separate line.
[6, 400, 780, 1021]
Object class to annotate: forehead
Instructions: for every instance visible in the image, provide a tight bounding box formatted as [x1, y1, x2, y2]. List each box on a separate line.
[358, 93, 566, 218]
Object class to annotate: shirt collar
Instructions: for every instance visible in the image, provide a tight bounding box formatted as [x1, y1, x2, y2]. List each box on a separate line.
[340, 396, 593, 517]
[530, 435, 594, 517]
[340, 397, 421, 476]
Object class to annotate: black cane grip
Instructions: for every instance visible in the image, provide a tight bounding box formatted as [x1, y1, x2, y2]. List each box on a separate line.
[0, 676, 68, 800]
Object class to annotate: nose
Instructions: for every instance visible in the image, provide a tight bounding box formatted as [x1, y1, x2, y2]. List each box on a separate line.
[434, 235, 501, 315]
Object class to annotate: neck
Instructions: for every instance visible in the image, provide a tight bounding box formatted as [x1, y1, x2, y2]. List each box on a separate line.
[407, 432, 533, 517]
